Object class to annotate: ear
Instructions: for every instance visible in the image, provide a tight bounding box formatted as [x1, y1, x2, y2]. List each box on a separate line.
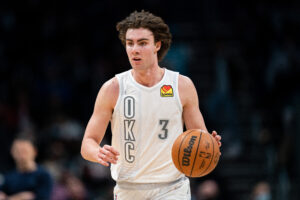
[155, 41, 161, 52]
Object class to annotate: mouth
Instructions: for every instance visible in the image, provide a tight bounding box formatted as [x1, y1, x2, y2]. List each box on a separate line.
[132, 57, 142, 62]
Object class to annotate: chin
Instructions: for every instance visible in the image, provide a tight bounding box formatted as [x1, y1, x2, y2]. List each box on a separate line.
[131, 64, 145, 70]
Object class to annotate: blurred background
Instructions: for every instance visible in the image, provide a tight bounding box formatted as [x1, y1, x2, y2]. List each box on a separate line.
[0, 0, 299, 199]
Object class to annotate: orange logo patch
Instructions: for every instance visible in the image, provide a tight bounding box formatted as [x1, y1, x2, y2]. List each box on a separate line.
[161, 85, 173, 97]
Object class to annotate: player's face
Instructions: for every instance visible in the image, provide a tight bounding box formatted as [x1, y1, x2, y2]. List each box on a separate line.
[125, 28, 161, 70]
[11, 140, 37, 164]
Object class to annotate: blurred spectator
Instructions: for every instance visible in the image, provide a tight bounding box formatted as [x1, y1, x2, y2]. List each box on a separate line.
[250, 181, 271, 200]
[51, 172, 87, 200]
[193, 179, 220, 200]
[0, 135, 53, 200]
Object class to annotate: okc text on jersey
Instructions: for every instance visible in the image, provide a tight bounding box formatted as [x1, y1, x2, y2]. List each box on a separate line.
[123, 96, 136, 163]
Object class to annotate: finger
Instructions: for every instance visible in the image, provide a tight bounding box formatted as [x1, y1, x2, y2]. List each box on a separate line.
[215, 135, 221, 141]
[97, 157, 109, 167]
[100, 148, 118, 161]
[99, 149, 118, 163]
[103, 145, 120, 156]
[218, 141, 222, 147]
[100, 154, 117, 164]
[212, 131, 217, 137]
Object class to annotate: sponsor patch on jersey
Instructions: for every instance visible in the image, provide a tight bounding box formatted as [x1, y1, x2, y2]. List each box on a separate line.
[160, 85, 173, 97]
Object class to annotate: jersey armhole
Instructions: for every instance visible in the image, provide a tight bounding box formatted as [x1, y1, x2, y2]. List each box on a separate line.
[112, 75, 122, 114]
[175, 72, 183, 112]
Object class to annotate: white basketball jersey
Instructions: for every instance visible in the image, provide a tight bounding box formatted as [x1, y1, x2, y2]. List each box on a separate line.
[110, 68, 185, 183]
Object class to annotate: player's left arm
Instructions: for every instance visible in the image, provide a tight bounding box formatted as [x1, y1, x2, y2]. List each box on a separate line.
[179, 75, 221, 147]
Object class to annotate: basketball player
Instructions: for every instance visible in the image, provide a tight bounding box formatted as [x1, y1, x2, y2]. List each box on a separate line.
[81, 10, 222, 200]
[0, 136, 53, 200]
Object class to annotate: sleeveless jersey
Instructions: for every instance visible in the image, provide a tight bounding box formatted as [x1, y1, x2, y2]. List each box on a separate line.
[110, 68, 185, 183]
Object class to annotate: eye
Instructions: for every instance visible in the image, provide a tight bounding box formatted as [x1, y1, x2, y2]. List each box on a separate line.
[139, 42, 147, 46]
[126, 41, 133, 47]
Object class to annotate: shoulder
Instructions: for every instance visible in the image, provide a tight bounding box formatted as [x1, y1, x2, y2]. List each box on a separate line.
[36, 166, 51, 175]
[95, 77, 119, 110]
[35, 166, 53, 183]
[178, 75, 198, 106]
[178, 74, 195, 91]
[2, 169, 18, 179]
[0, 171, 14, 187]
[101, 77, 119, 94]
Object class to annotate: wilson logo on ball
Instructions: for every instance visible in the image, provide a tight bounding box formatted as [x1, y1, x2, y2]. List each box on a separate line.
[160, 85, 173, 97]
[182, 135, 197, 166]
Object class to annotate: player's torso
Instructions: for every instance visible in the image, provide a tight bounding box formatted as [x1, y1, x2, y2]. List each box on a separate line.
[110, 68, 184, 183]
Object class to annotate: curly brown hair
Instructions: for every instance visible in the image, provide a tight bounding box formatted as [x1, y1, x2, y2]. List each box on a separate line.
[116, 10, 172, 62]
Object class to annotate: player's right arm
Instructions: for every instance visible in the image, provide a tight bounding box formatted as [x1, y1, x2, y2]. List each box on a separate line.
[81, 77, 120, 167]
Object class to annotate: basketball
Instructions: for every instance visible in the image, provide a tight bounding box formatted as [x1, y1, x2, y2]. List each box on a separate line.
[172, 129, 220, 177]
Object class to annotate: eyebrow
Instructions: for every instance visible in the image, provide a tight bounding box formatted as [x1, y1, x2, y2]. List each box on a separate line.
[126, 38, 149, 42]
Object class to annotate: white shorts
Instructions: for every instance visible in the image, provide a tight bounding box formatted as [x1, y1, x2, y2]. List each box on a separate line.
[113, 177, 191, 200]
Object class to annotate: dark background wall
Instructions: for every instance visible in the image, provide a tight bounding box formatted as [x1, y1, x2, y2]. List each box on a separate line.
[0, 0, 299, 199]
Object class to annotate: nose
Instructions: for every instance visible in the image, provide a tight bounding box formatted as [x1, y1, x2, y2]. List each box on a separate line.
[132, 44, 140, 55]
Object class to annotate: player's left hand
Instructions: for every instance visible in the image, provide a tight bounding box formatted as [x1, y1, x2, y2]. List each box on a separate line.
[212, 130, 222, 147]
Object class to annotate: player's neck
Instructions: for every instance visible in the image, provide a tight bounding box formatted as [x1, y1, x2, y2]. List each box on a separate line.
[131, 65, 164, 87]
[17, 160, 37, 172]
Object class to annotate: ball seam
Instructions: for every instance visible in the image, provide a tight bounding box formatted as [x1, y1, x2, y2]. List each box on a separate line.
[190, 131, 202, 177]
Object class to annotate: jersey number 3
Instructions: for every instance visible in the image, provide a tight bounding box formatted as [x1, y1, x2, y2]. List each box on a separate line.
[159, 120, 169, 139]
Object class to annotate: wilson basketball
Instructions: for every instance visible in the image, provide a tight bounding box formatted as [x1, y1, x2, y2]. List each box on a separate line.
[172, 129, 220, 177]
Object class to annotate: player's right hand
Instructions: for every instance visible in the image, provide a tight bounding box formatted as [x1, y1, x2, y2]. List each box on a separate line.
[97, 145, 120, 166]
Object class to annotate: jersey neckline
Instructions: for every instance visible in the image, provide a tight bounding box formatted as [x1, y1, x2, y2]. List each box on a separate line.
[129, 68, 167, 91]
